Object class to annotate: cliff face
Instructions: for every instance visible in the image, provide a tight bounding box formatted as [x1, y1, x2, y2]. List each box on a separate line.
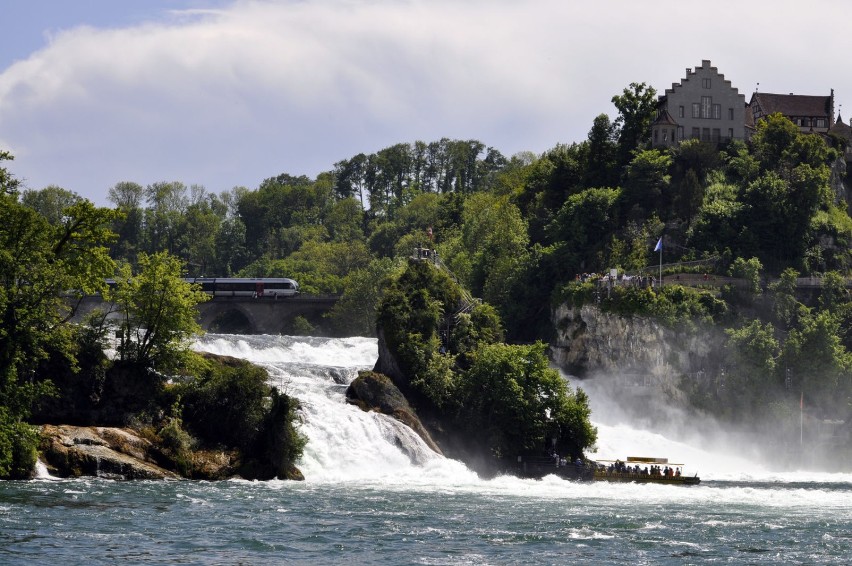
[550, 303, 726, 388]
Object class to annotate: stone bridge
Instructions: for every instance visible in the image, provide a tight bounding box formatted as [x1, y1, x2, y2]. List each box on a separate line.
[72, 294, 340, 335]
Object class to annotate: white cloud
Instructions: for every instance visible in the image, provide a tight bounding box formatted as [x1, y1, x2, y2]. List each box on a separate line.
[1, 0, 850, 203]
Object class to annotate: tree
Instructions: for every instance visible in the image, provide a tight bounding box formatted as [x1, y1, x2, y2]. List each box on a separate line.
[20, 186, 83, 224]
[769, 268, 807, 328]
[611, 82, 657, 168]
[584, 114, 618, 188]
[328, 257, 403, 336]
[547, 187, 622, 276]
[0, 165, 117, 477]
[623, 149, 673, 220]
[729, 256, 763, 296]
[143, 181, 188, 255]
[460, 342, 596, 461]
[0, 151, 20, 195]
[110, 251, 209, 371]
[780, 310, 852, 416]
[108, 181, 146, 266]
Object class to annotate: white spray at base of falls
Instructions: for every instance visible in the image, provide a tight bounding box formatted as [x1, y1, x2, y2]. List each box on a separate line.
[193, 334, 852, 486]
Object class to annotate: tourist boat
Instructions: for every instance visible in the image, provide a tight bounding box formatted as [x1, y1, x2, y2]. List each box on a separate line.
[514, 455, 700, 485]
[593, 456, 700, 485]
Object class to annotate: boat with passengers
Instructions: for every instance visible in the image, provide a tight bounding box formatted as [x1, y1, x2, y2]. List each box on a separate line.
[514, 455, 700, 485]
[593, 456, 700, 485]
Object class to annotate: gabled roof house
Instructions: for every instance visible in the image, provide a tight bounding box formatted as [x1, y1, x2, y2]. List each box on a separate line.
[651, 60, 747, 148]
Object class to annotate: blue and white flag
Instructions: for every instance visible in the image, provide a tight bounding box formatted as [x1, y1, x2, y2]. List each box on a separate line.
[654, 237, 662, 252]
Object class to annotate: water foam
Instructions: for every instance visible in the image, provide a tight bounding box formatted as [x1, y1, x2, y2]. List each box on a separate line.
[192, 334, 851, 491]
[193, 334, 473, 486]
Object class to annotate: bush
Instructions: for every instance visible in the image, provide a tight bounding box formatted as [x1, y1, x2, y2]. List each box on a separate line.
[0, 409, 39, 479]
[176, 356, 272, 452]
[157, 414, 195, 477]
[172, 354, 306, 478]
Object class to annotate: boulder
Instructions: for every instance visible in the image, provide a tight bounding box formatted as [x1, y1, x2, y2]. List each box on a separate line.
[346, 371, 443, 455]
[39, 425, 180, 480]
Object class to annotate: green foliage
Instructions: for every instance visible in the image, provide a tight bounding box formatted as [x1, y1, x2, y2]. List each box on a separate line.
[291, 316, 315, 336]
[172, 355, 306, 476]
[728, 257, 763, 295]
[157, 404, 195, 477]
[611, 82, 657, 167]
[20, 186, 84, 224]
[547, 187, 622, 277]
[0, 151, 21, 195]
[780, 310, 852, 416]
[327, 257, 404, 336]
[241, 239, 370, 295]
[110, 251, 209, 372]
[377, 259, 596, 464]
[377, 260, 465, 399]
[0, 191, 116, 422]
[176, 356, 273, 451]
[726, 320, 780, 378]
[557, 281, 728, 327]
[459, 342, 596, 460]
[0, 408, 39, 479]
[623, 149, 673, 219]
[768, 268, 807, 328]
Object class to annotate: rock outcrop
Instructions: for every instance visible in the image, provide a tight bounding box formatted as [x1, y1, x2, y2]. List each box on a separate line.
[550, 303, 727, 387]
[346, 371, 442, 455]
[39, 425, 181, 480]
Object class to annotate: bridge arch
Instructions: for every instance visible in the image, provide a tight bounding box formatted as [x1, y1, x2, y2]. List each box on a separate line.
[198, 304, 256, 334]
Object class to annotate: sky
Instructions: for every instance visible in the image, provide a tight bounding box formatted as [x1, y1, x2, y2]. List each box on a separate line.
[2, 0, 851, 205]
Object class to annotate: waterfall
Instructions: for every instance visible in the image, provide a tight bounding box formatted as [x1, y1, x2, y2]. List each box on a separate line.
[190, 334, 830, 485]
[193, 334, 473, 485]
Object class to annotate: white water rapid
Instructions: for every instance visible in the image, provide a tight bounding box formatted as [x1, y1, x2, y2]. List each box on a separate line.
[193, 334, 475, 486]
[193, 334, 852, 487]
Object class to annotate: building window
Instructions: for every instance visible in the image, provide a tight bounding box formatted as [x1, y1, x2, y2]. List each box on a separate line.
[713, 104, 721, 119]
[701, 96, 712, 119]
[728, 108, 734, 120]
[728, 128, 734, 139]
[816, 118, 826, 128]
[692, 103, 700, 118]
[679, 106, 684, 118]
[691, 127, 700, 139]
[678, 126, 684, 140]
[712, 128, 721, 142]
[702, 78, 711, 89]
[702, 128, 710, 141]
[654, 129, 658, 142]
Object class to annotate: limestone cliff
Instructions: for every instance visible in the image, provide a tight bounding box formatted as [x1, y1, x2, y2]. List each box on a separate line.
[550, 303, 727, 390]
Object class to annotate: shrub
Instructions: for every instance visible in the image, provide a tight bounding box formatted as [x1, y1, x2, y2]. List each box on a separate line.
[0, 409, 38, 479]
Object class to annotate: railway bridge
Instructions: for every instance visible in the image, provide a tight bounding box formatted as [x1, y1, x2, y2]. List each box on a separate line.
[72, 294, 340, 335]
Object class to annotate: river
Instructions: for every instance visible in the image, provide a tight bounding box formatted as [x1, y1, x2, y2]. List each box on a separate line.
[1, 334, 850, 565]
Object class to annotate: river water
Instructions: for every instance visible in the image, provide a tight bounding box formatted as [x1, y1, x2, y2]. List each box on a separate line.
[1, 334, 850, 565]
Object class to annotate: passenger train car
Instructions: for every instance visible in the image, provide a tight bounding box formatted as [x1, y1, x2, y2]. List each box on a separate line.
[103, 277, 300, 298]
[187, 278, 300, 298]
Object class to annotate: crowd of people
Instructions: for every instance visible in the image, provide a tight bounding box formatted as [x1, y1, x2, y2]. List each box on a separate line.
[577, 272, 659, 288]
[598, 459, 682, 477]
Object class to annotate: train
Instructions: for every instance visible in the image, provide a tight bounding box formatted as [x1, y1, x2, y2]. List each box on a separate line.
[104, 277, 300, 299]
[188, 277, 299, 298]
